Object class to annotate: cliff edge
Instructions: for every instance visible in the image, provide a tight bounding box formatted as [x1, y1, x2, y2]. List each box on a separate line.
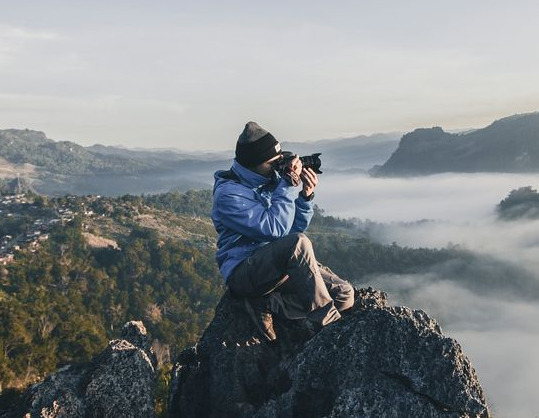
[2, 321, 157, 418]
[372, 112, 539, 176]
[169, 288, 489, 417]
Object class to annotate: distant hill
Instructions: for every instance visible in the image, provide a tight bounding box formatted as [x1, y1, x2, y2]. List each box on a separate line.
[372, 112, 539, 176]
[496, 186, 539, 220]
[283, 132, 401, 173]
[0, 128, 401, 196]
[0, 129, 231, 196]
[86, 144, 229, 165]
[0, 129, 151, 175]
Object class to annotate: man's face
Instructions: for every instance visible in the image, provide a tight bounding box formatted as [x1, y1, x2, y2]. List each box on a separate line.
[252, 154, 282, 178]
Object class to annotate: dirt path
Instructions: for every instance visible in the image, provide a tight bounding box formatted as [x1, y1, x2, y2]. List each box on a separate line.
[0, 156, 37, 178]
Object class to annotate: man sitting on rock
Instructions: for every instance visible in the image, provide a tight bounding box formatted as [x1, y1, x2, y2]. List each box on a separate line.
[211, 121, 355, 341]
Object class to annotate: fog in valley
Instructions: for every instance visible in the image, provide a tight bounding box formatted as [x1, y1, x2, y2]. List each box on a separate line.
[316, 172, 539, 417]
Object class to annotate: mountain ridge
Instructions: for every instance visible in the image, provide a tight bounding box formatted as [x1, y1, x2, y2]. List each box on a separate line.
[0, 129, 229, 195]
[0, 128, 400, 196]
[373, 112, 539, 176]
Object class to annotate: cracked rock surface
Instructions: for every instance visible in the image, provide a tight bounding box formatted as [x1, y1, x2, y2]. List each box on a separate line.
[169, 288, 489, 418]
[4, 321, 157, 418]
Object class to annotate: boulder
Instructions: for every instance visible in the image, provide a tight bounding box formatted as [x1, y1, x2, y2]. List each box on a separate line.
[169, 288, 489, 418]
[5, 321, 156, 418]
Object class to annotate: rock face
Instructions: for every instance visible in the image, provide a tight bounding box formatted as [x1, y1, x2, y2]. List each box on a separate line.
[373, 112, 539, 176]
[5, 321, 156, 418]
[169, 288, 489, 418]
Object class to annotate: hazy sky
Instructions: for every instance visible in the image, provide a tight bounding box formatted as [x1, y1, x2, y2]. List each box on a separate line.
[1, 0, 539, 150]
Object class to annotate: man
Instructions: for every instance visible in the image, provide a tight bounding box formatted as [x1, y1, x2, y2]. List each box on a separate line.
[211, 121, 354, 341]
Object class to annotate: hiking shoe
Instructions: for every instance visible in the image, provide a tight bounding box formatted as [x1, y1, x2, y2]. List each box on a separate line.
[244, 298, 277, 342]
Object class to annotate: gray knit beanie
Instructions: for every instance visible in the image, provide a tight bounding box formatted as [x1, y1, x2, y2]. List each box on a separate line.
[235, 121, 282, 167]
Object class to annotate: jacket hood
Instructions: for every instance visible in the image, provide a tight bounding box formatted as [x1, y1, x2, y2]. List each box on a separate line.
[214, 159, 274, 192]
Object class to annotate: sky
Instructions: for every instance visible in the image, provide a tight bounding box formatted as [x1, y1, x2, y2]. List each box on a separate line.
[1, 0, 539, 150]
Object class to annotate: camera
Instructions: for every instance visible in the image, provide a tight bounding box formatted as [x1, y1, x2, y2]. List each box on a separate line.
[273, 151, 323, 174]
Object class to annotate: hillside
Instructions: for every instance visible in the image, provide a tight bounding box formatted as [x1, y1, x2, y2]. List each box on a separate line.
[0, 129, 151, 175]
[0, 129, 229, 196]
[0, 191, 220, 398]
[496, 186, 539, 220]
[372, 112, 539, 176]
[0, 128, 402, 196]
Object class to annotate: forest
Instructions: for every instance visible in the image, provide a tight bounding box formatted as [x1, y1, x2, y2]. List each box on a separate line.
[497, 185, 539, 220]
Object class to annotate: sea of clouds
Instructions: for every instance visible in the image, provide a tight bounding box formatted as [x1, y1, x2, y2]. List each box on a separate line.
[316, 172, 539, 417]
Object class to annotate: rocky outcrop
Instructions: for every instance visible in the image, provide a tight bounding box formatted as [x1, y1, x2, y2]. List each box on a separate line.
[169, 288, 489, 418]
[4, 321, 156, 418]
[3, 290, 490, 418]
[373, 112, 539, 176]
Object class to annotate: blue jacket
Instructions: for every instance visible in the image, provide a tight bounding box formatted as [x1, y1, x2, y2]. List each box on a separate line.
[211, 160, 314, 282]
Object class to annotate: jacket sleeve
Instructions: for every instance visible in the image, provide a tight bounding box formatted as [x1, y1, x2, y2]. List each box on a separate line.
[214, 178, 298, 241]
[290, 194, 314, 233]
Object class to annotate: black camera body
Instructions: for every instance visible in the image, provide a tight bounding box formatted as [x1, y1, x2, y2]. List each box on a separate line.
[274, 151, 323, 174]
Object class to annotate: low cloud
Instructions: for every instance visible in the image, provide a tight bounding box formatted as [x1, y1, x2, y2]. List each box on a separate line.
[371, 218, 539, 275]
[317, 172, 539, 222]
[319, 172, 539, 273]
[319, 172, 539, 417]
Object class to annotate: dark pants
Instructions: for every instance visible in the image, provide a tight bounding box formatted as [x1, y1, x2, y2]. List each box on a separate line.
[227, 233, 354, 327]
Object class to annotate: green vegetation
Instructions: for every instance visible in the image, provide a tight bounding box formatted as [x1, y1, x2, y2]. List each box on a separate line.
[312, 234, 457, 282]
[143, 189, 213, 217]
[1, 191, 223, 398]
[497, 186, 539, 220]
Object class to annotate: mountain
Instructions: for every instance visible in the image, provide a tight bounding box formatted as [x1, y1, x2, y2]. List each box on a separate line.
[0, 129, 151, 175]
[0, 129, 230, 196]
[372, 112, 539, 176]
[0, 128, 402, 196]
[86, 144, 228, 163]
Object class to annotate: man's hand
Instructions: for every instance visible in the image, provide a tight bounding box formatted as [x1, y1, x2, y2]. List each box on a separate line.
[301, 167, 318, 198]
[283, 155, 302, 186]
[288, 155, 302, 176]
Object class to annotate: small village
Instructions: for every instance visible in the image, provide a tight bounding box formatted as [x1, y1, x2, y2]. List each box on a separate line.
[1, 190, 213, 266]
[0, 193, 80, 265]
